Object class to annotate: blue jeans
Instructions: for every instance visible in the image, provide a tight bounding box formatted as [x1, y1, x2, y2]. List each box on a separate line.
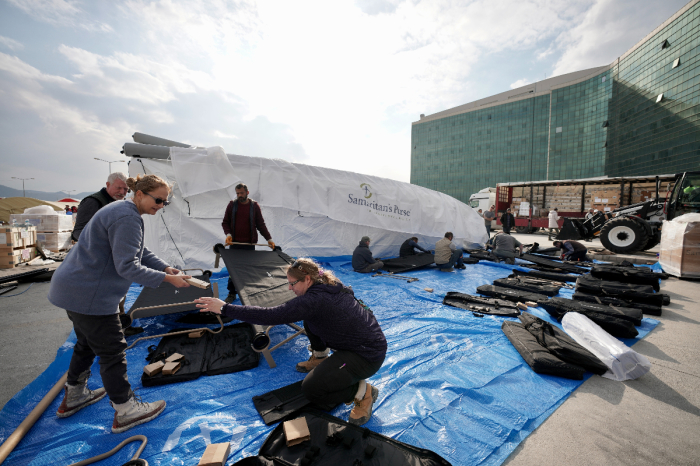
[485, 223, 491, 237]
[439, 250, 464, 270]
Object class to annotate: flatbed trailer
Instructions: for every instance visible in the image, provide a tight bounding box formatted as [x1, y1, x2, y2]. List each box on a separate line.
[495, 174, 677, 233]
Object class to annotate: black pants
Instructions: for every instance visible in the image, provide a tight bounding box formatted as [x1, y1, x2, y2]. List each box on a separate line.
[66, 311, 131, 404]
[301, 323, 384, 406]
[567, 250, 588, 261]
[226, 243, 255, 294]
[503, 226, 511, 234]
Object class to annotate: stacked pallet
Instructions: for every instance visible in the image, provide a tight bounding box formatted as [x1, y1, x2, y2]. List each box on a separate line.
[9, 213, 73, 252]
[0, 226, 38, 268]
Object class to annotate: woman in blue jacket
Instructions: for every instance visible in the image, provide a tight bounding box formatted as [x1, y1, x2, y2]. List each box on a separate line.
[48, 174, 192, 433]
[196, 258, 387, 425]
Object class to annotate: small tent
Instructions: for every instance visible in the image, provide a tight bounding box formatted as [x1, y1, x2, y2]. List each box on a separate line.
[123, 134, 487, 269]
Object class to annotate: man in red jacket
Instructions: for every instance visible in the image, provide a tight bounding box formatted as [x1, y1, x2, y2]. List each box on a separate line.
[221, 183, 276, 303]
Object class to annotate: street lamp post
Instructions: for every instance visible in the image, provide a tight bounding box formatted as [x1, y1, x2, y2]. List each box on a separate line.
[94, 158, 127, 174]
[11, 177, 34, 197]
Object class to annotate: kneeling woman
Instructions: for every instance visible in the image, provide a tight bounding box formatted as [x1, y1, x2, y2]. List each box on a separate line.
[196, 258, 386, 425]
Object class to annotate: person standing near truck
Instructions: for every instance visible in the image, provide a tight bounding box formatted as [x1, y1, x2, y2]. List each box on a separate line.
[500, 208, 515, 234]
[548, 208, 560, 240]
[483, 205, 496, 237]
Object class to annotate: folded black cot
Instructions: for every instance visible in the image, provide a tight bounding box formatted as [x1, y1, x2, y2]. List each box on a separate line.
[537, 297, 640, 338]
[380, 252, 435, 273]
[572, 290, 662, 316]
[442, 292, 521, 317]
[575, 274, 670, 307]
[493, 276, 562, 297]
[476, 285, 549, 304]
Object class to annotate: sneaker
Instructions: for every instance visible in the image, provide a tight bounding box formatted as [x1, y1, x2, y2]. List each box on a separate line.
[349, 383, 379, 426]
[295, 355, 327, 373]
[224, 293, 236, 304]
[455, 264, 467, 270]
[112, 395, 166, 434]
[56, 383, 106, 418]
[440, 267, 454, 272]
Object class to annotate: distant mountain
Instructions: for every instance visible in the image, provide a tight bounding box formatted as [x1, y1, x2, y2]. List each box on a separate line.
[0, 185, 93, 201]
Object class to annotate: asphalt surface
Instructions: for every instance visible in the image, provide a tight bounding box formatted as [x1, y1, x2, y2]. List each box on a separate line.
[1, 234, 698, 465]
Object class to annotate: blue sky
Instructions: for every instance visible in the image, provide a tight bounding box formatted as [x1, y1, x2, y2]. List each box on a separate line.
[0, 0, 691, 193]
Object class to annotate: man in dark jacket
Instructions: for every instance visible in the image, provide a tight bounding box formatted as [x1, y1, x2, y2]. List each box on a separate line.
[553, 240, 589, 261]
[71, 172, 128, 242]
[352, 236, 383, 273]
[500, 208, 515, 234]
[221, 183, 275, 303]
[399, 237, 429, 257]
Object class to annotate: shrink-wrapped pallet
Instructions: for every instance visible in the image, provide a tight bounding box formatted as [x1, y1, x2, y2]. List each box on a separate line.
[659, 213, 700, 278]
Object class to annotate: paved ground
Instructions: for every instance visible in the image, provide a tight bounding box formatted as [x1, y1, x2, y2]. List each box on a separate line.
[1, 237, 698, 465]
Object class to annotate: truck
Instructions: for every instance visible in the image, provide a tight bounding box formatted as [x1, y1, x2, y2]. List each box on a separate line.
[468, 187, 496, 212]
[494, 173, 700, 253]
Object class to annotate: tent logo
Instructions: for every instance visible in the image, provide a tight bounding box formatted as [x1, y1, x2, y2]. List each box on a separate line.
[360, 183, 372, 199]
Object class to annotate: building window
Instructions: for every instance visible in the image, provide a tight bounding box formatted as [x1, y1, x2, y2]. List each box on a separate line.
[656, 94, 664, 103]
[661, 39, 670, 49]
[602, 76, 606, 83]
[602, 121, 609, 127]
[556, 127, 563, 133]
[673, 58, 680, 68]
[487, 115, 492, 120]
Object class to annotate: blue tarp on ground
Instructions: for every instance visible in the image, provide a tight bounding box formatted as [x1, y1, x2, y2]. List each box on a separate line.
[0, 257, 659, 465]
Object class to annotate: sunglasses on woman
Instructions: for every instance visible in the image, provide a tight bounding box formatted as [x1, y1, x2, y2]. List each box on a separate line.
[145, 193, 170, 206]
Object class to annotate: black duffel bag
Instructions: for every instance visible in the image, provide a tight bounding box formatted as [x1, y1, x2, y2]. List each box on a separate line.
[575, 274, 670, 307]
[537, 297, 639, 338]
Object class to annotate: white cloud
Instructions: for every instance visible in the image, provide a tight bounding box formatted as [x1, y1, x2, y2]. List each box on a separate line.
[510, 78, 532, 89]
[0, 35, 24, 51]
[0, 52, 72, 84]
[213, 130, 238, 139]
[6, 0, 113, 31]
[551, 0, 689, 76]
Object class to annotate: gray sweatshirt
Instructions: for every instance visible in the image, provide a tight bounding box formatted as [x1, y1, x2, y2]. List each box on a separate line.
[48, 200, 168, 315]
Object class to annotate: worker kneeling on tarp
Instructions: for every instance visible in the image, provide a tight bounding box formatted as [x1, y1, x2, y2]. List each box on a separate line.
[196, 258, 387, 426]
[486, 231, 523, 265]
[553, 240, 589, 262]
[48, 174, 192, 433]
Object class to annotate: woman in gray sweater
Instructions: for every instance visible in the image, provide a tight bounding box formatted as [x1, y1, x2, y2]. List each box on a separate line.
[48, 174, 192, 433]
[196, 258, 387, 425]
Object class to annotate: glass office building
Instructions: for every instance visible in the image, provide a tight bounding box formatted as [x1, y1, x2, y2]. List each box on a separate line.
[411, 0, 700, 203]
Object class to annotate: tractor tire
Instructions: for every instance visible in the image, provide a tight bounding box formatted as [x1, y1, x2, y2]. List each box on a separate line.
[600, 217, 649, 254]
[643, 233, 661, 251]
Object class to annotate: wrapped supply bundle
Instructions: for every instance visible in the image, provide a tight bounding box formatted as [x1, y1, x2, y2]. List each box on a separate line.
[561, 313, 651, 381]
[659, 213, 700, 278]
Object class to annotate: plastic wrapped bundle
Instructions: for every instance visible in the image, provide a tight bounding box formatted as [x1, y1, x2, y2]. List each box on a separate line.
[562, 312, 651, 381]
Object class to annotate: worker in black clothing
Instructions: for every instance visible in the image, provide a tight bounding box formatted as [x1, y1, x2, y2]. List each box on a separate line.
[221, 183, 275, 303]
[500, 208, 515, 234]
[553, 240, 589, 262]
[399, 237, 429, 257]
[72, 172, 129, 242]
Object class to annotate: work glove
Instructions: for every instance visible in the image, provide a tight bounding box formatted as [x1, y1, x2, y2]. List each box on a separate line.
[225, 235, 233, 246]
[268, 240, 276, 250]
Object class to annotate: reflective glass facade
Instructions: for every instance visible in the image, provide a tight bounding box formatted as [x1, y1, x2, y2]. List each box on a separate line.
[412, 1, 700, 203]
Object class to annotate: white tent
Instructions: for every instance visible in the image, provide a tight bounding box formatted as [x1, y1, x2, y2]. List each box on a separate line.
[125, 139, 487, 270]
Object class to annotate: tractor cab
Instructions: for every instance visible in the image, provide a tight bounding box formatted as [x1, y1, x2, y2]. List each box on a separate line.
[667, 171, 700, 220]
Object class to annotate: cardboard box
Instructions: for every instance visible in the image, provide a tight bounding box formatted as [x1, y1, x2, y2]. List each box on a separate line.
[659, 217, 700, 278]
[0, 247, 36, 268]
[162, 361, 181, 375]
[283, 417, 310, 447]
[0, 227, 37, 249]
[165, 353, 184, 363]
[144, 361, 165, 376]
[36, 232, 72, 252]
[198, 443, 231, 466]
[9, 214, 74, 232]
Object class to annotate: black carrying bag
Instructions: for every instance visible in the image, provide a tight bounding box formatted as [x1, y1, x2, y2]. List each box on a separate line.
[142, 323, 260, 387]
[232, 407, 452, 466]
[380, 253, 435, 273]
[537, 297, 639, 338]
[575, 274, 669, 307]
[502, 320, 585, 380]
[492, 277, 562, 297]
[590, 264, 666, 291]
[467, 250, 500, 262]
[572, 290, 662, 316]
[520, 253, 589, 274]
[511, 268, 579, 283]
[518, 312, 608, 375]
[442, 292, 521, 317]
[252, 380, 339, 425]
[476, 285, 549, 304]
